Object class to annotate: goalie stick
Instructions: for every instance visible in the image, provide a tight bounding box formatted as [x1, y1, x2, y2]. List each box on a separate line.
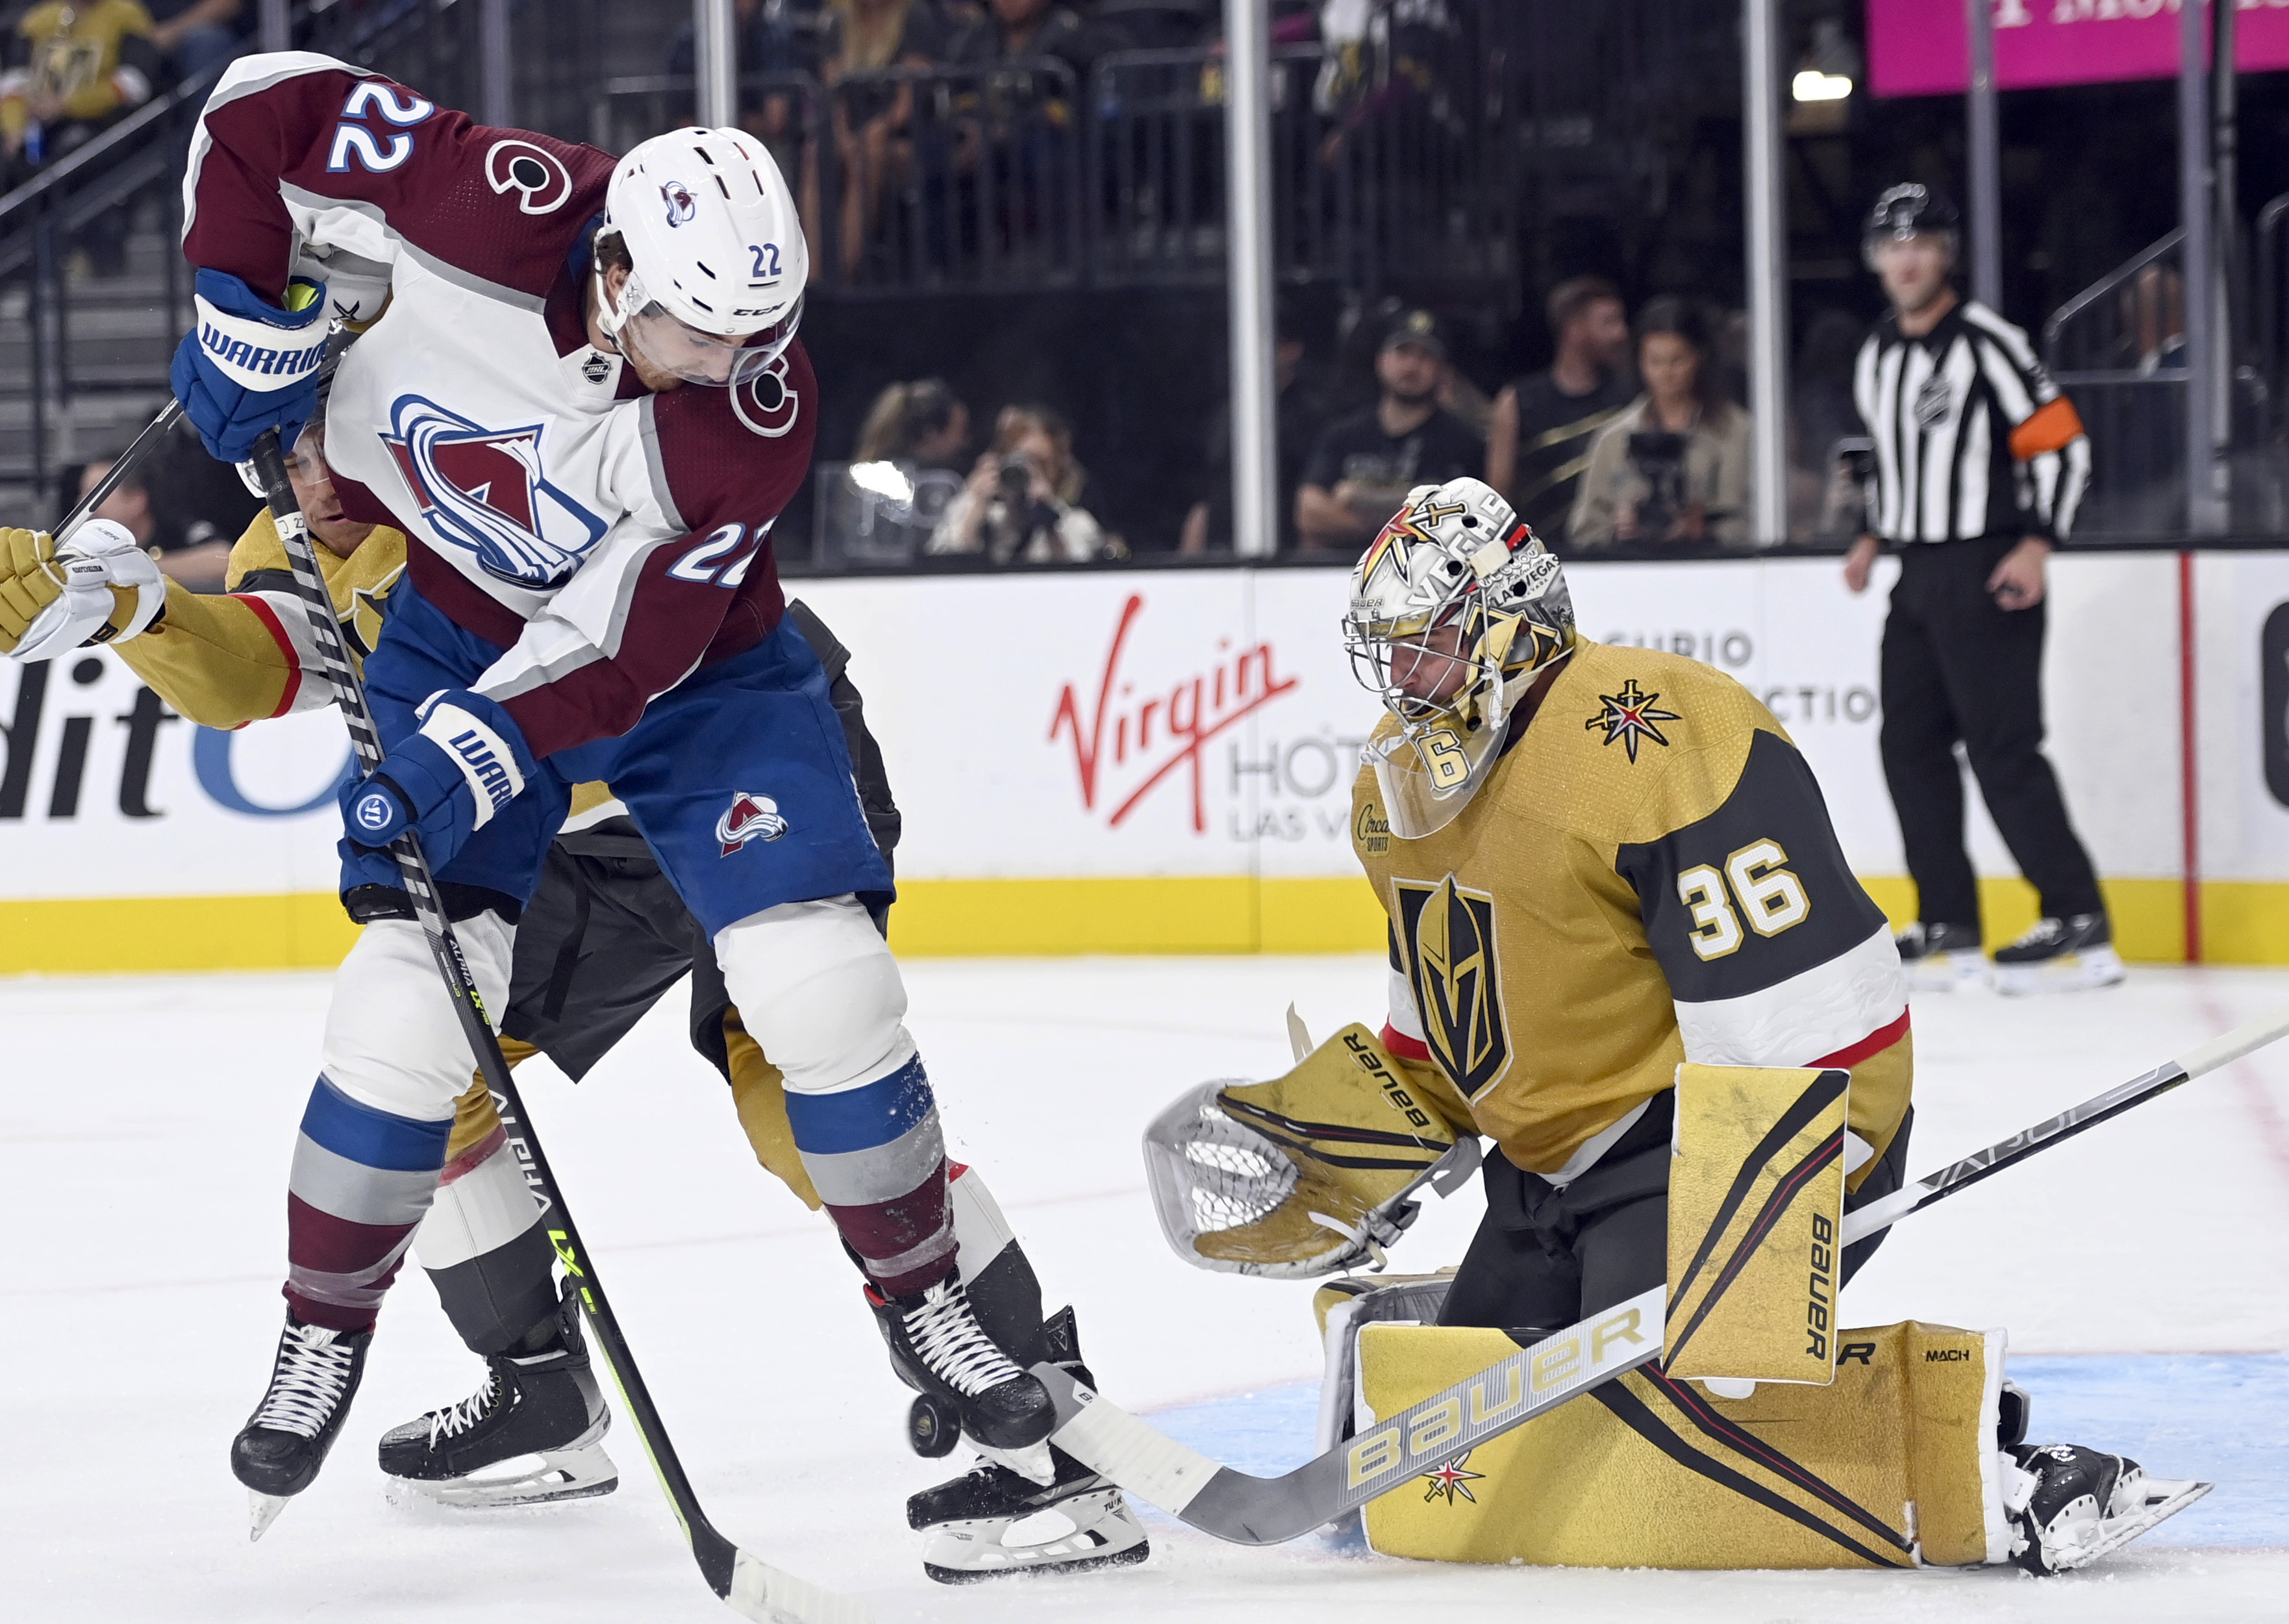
[245, 430, 866, 1624]
[1035, 1001, 2289, 1545]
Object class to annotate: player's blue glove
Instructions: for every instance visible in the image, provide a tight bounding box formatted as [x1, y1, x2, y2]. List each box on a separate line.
[338, 690, 537, 869]
[170, 269, 331, 464]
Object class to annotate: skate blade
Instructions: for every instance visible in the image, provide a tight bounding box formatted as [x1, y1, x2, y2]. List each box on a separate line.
[2048, 1479, 2211, 1571]
[1908, 953, 1989, 993]
[387, 1442, 619, 1510]
[1994, 949, 2126, 997]
[248, 1490, 290, 1542]
[921, 1495, 1150, 1584]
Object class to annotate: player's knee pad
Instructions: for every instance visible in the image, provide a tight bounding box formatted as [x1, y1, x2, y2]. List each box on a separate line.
[713, 895, 914, 1095]
[321, 913, 515, 1121]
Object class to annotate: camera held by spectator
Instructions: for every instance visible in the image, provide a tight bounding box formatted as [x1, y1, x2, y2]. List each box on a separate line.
[929, 403, 1121, 564]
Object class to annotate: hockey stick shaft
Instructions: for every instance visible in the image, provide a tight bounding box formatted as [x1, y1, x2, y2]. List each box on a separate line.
[1040, 1000, 2289, 1546]
[247, 431, 864, 1624]
[53, 397, 182, 546]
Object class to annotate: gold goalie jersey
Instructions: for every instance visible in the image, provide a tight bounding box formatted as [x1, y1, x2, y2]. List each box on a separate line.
[1351, 637, 1912, 1187]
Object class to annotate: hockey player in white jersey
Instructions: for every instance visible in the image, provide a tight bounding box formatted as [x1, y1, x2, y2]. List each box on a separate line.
[62, 51, 1085, 1540]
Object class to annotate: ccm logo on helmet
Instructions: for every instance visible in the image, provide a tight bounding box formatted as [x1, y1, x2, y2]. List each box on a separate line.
[718, 792, 789, 855]
[662, 181, 697, 227]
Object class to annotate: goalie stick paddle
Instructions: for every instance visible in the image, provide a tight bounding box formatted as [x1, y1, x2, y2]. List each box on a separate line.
[246, 431, 867, 1624]
[1035, 1000, 2289, 1545]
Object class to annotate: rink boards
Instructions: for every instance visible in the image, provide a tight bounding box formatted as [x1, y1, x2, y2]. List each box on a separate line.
[6, 549, 2289, 971]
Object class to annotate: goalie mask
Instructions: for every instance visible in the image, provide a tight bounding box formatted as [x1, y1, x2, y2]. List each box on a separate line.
[1344, 477, 1575, 839]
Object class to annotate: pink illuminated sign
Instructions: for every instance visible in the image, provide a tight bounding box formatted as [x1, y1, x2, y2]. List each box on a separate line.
[1868, 1, 2289, 99]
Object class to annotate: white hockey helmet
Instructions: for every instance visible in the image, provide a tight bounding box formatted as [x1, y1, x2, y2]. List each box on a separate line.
[595, 126, 806, 386]
[1344, 477, 1575, 838]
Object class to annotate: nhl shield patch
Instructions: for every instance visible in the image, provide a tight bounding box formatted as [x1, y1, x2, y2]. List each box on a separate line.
[1393, 875, 1512, 1099]
[717, 792, 789, 855]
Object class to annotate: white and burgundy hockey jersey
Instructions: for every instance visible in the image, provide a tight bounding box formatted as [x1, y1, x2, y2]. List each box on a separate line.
[182, 52, 814, 759]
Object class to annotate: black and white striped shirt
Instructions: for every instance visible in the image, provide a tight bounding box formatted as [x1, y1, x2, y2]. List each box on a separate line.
[1852, 299, 2090, 544]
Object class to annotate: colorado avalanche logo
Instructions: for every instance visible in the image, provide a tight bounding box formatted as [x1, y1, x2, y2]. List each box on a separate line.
[732, 354, 801, 439]
[381, 396, 609, 590]
[662, 180, 697, 227]
[717, 792, 789, 855]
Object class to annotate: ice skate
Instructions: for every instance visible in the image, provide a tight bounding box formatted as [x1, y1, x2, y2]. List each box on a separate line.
[870, 1273, 1056, 1466]
[231, 1317, 372, 1540]
[1992, 914, 2124, 996]
[909, 1448, 1149, 1584]
[1895, 921, 1988, 992]
[379, 1293, 616, 1508]
[2003, 1442, 2210, 1573]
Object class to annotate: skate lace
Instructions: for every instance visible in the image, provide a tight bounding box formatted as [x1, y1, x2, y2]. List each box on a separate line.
[252, 1324, 358, 1439]
[426, 1368, 503, 1445]
[904, 1280, 1023, 1398]
[2008, 918, 2065, 950]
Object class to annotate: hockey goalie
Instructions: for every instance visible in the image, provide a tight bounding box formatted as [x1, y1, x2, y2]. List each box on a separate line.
[1141, 476, 2205, 1577]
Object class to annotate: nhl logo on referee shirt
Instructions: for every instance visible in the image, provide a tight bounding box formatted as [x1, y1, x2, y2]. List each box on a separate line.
[717, 792, 789, 855]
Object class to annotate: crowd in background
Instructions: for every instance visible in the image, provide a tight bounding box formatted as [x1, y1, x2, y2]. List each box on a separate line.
[824, 273, 1775, 565]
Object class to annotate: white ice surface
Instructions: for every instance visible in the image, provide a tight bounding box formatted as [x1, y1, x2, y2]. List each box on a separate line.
[5, 958, 2287, 1621]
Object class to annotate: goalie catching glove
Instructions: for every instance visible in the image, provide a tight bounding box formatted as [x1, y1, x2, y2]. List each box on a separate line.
[1144, 1022, 1480, 1278]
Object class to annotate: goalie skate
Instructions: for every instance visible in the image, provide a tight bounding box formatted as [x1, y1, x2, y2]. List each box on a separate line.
[910, 1449, 1149, 1584]
[2003, 1442, 2211, 1575]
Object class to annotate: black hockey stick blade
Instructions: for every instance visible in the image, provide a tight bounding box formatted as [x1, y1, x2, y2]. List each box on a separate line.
[1040, 1001, 2289, 1545]
[245, 431, 868, 1624]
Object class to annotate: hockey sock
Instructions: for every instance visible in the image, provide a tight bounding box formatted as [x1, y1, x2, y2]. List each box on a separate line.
[284, 1075, 451, 1333]
[785, 1053, 955, 1297]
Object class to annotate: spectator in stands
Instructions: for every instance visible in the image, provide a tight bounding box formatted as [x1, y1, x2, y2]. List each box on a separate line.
[1485, 276, 1634, 548]
[666, 1, 823, 183]
[1569, 295, 1752, 551]
[1, 3, 161, 274]
[821, 0, 952, 276]
[1090, 1, 1210, 49]
[1179, 312, 1327, 553]
[76, 451, 228, 592]
[826, 377, 972, 562]
[929, 403, 1115, 562]
[945, 0, 1117, 76]
[146, 1, 247, 84]
[1294, 308, 1482, 553]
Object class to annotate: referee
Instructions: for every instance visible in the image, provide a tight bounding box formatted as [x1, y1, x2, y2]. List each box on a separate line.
[1843, 184, 2120, 995]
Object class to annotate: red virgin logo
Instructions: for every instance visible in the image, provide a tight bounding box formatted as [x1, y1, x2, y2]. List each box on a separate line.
[1050, 593, 1300, 832]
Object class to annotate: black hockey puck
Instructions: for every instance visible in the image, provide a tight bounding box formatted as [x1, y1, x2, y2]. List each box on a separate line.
[908, 1393, 959, 1458]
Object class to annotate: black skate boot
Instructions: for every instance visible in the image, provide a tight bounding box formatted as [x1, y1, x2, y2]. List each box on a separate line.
[379, 1290, 616, 1508]
[232, 1316, 372, 1539]
[2004, 1442, 2210, 1574]
[869, 1271, 1056, 1462]
[908, 1308, 1147, 1583]
[1992, 914, 2124, 995]
[1895, 920, 1986, 992]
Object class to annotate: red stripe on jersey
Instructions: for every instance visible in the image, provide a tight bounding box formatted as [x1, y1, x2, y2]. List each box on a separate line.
[1810, 1008, 1910, 1073]
[1381, 1023, 1432, 1064]
[438, 1125, 507, 1186]
[238, 592, 304, 718]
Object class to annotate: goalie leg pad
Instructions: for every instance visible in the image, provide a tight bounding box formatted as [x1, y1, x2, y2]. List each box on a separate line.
[1352, 1318, 2002, 1568]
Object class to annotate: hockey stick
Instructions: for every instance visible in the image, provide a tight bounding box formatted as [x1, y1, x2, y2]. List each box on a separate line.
[1036, 1001, 2289, 1545]
[245, 430, 866, 1624]
[54, 398, 182, 545]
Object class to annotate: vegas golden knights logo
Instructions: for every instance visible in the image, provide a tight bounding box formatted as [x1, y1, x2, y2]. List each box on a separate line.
[1394, 876, 1512, 1099]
